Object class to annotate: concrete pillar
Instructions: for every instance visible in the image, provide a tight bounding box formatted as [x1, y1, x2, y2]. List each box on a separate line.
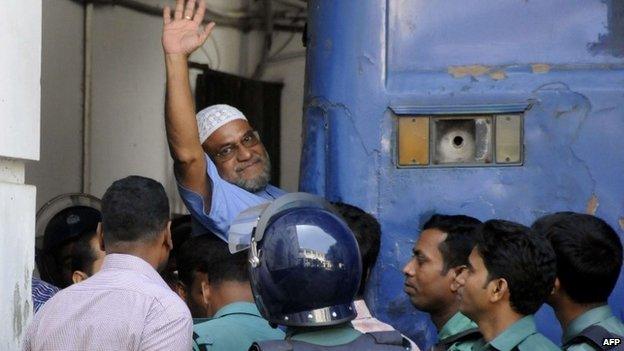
[0, 0, 41, 348]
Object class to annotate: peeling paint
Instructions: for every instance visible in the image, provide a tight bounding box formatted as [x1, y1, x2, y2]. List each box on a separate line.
[588, 0, 624, 57]
[531, 63, 551, 74]
[489, 70, 507, 80]
[13, 283, 23, 339]
[619, 218, 624, 231]
[448, 65, 490, 78]
[586, 194, 599, 215]
[380, 135, 391, 153]
[358, 54, 375, 75]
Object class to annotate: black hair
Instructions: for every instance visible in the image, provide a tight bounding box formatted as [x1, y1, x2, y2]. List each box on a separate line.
[40, 206, 101, 287]
[476, 219, 556, 316]
[70, 229, 99, 276]
[423, 214, 482, 273]
[176, 234, 248, 288]
[43, 206, 101, 251]
[101, 176, 170, 245]
[532, 212, 623, 304]
[160, 215, 193, 289]
[331, 202, 380, 297]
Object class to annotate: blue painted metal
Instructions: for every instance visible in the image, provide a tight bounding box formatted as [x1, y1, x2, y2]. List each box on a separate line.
[301, 0, 624, 349]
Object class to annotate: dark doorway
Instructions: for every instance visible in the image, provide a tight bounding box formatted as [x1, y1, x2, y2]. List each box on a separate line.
[194, 66, 283, 185]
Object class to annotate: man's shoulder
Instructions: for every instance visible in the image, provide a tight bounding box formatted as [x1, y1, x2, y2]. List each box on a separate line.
[518, 333, 560, 351]
[441, 323, 481, 351]
[193, 312, 282, 336]
[447, 338, 481, 351]
[193, 313, 284, 350]
[600, 315, 624, 336]
[264, 184, 287, 197]
[147, 283, 190, 317]
[565, 319, 624, 351]
[566, 342, 599, 351]
[57, 271, 187, 316]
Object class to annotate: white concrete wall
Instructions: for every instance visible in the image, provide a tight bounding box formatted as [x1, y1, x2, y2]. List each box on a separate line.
[27, 0, 84, 209]
[254, 31, 305, 192]
[0, 2, 41, 161]
[0, 1, 41, 348]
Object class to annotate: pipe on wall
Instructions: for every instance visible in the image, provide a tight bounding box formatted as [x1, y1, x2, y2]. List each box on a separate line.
[82, 2, 93, 194]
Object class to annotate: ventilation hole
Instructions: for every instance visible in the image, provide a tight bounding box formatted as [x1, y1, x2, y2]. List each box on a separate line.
[452, 136, 464, 148]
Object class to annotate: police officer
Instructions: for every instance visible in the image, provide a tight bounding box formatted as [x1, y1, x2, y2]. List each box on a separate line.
[402, 214, 483, 351]
[239, 193, 410, 350]
[533, 212, 624, 351]
[454, 220, 560, 351]
[175, 234, 284, 350]
[35, 193, 102, 288]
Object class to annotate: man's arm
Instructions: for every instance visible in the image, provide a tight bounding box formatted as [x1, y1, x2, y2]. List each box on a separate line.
[162, 0, 215, 207]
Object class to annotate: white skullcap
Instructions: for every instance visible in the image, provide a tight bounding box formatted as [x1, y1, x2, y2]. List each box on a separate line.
[196, 104, 248, 144]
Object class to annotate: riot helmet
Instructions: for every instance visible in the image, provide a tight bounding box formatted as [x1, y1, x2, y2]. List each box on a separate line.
[229, 193, 362, 327]
[35, 193, 102, 288]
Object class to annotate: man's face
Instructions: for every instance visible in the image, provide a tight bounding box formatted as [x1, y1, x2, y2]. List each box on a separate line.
[204, 120, 271, 193]
[186, 271, 209, 318]
[455, 247, 491, 320]
[403, 229, 457, 312]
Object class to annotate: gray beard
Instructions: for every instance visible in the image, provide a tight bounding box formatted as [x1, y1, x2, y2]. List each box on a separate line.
[233, 154, 272, 193]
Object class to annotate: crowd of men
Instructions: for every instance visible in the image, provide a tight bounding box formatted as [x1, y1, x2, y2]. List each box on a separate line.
[22, 0, 624, 350]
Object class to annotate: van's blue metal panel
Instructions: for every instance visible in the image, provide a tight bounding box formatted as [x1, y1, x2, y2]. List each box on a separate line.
[301, 0, 624, 349]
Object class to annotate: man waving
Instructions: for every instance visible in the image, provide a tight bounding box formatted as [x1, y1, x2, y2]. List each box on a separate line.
[162, 0, 285, 239]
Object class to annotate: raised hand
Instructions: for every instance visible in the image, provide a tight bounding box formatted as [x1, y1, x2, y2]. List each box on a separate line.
[162, 0, 215, 57]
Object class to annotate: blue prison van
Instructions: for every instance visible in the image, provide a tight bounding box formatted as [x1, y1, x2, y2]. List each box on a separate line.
[300, 0, 624, 348]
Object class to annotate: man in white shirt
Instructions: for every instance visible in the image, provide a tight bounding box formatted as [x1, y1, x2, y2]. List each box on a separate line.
[24, 176, 193, 351]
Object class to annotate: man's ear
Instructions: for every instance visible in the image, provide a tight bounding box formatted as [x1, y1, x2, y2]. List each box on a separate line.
[200, 279, 211, 306]
[97, 222, 105, 252]
[164, 220, 173, 251]
[489, 278, 508, 303]
[72, 270, 89, 284]
[449, 265, 467, 292]
[551, 277, 561, 296]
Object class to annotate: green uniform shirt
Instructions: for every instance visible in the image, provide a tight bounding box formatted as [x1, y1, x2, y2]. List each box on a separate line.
[438, 312, 480, 351]
[473, 315, 560, 351]
[192, 302, 284, 351]
[287, 323, 362, 346]
[563, 305, 624, 351]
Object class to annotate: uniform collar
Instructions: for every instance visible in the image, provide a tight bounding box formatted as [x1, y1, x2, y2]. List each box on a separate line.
[485, 315, 538, 351]
[256, 185, 284, 200]
[101, 253, 166, 288]
[438, 312, 478, 341]
[213, 301, 261, 319]
[562, 305, 613, 344]
[287, 323, 360, 346]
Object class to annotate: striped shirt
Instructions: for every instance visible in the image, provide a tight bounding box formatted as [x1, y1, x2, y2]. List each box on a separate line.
[23, 253, 192, 351]
[32, 277, 60, 313]
[353, 299, 420, 351]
